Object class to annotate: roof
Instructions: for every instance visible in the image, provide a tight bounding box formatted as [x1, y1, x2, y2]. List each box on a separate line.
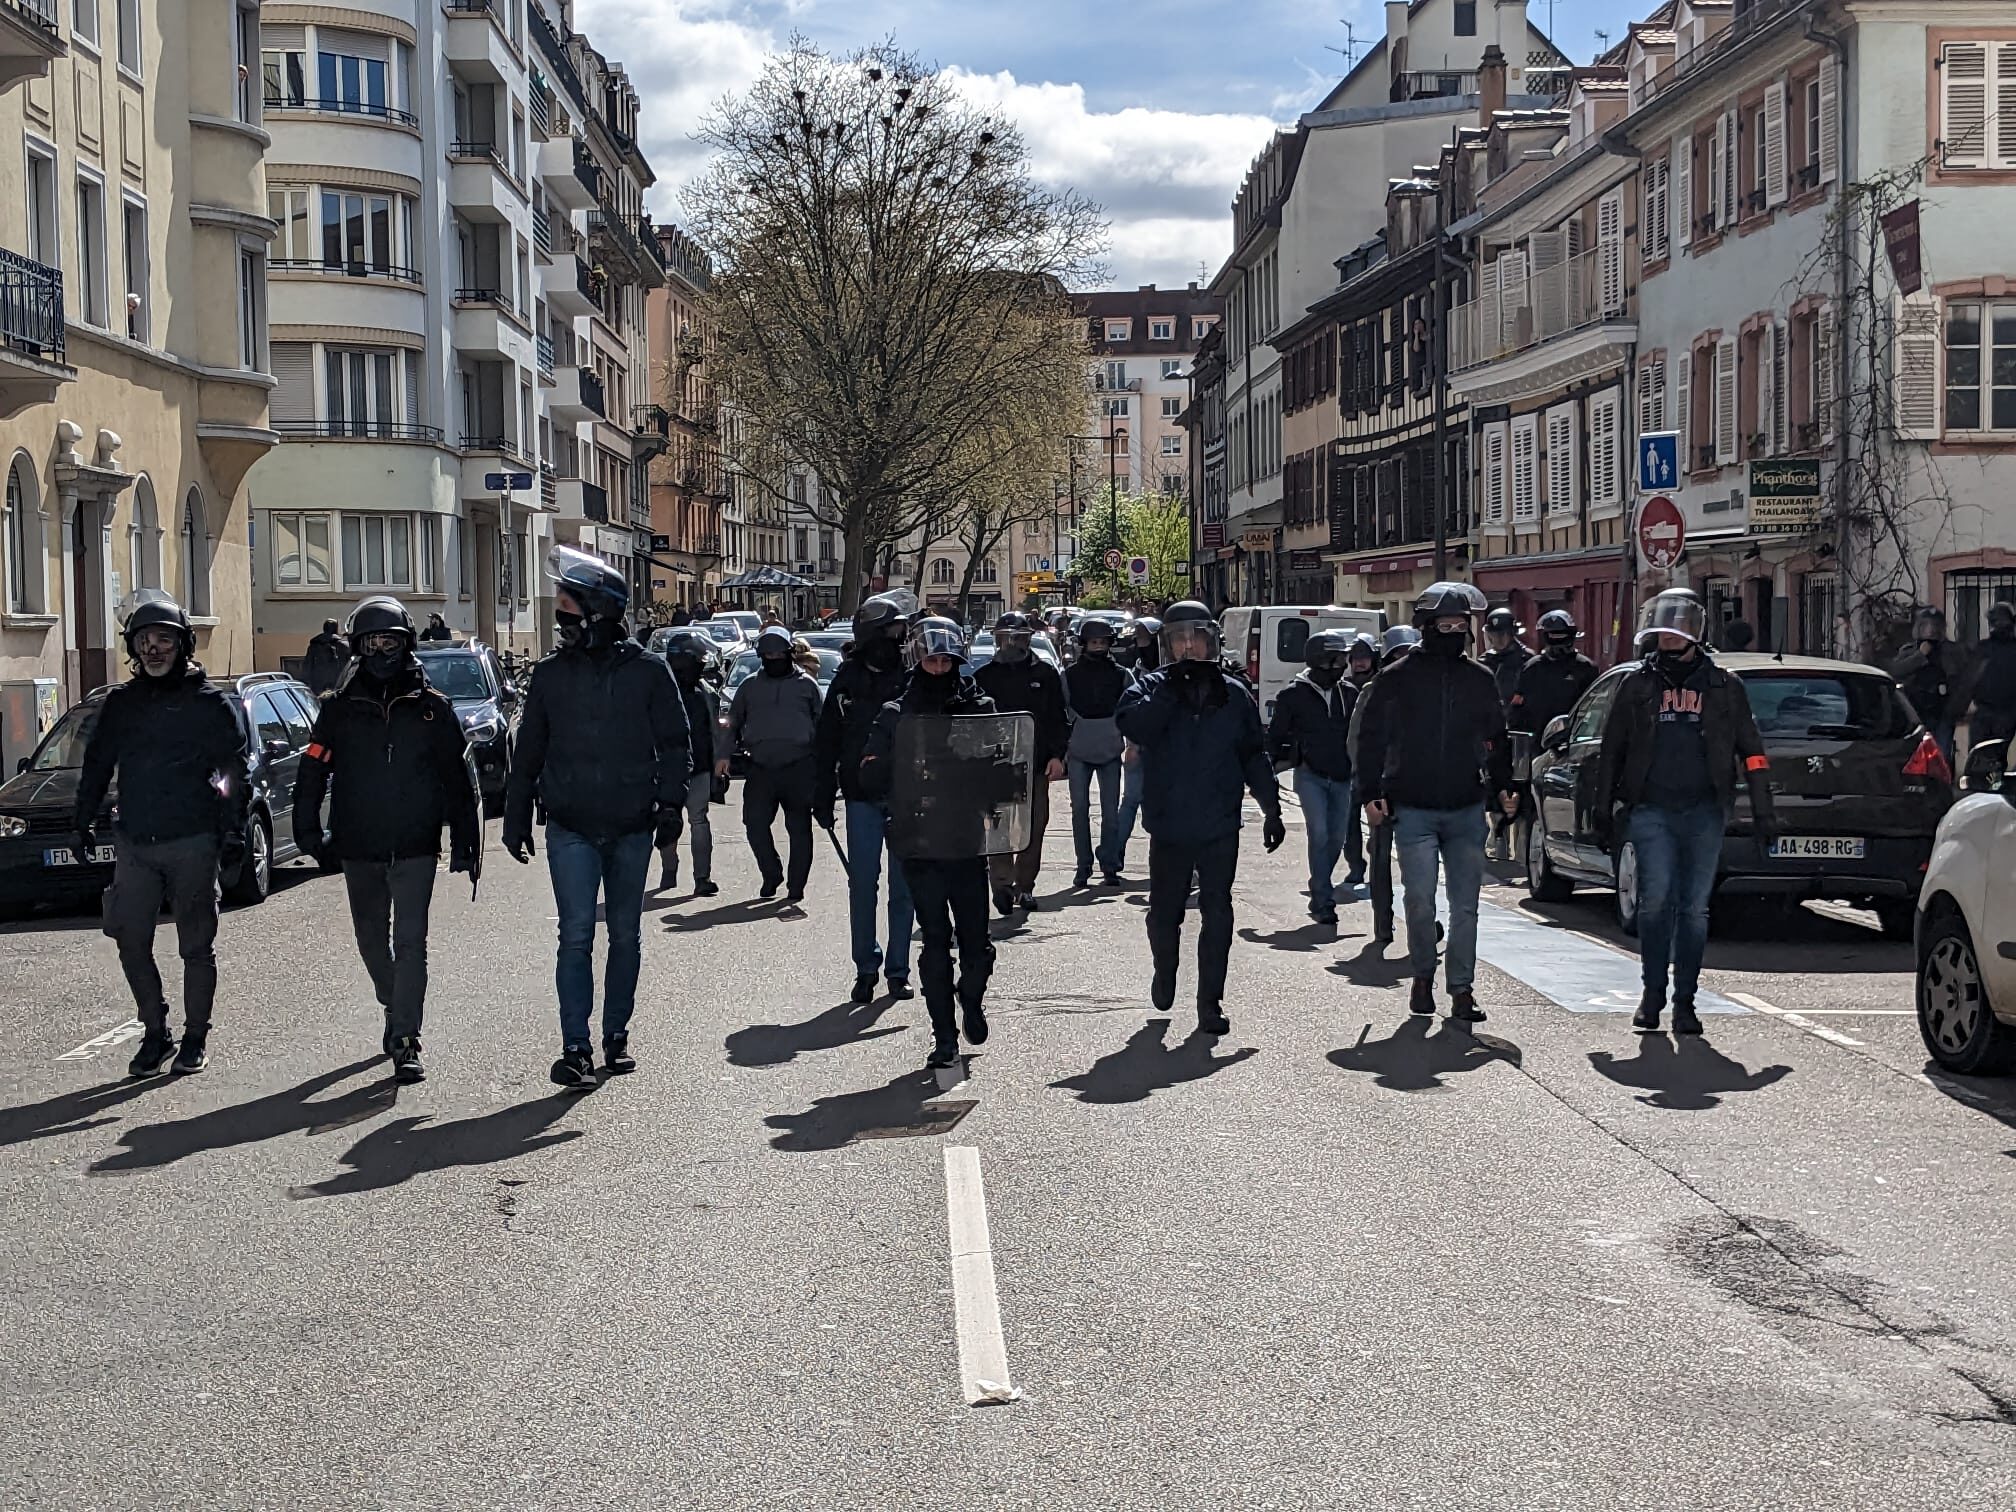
[1313, 0, 1571, 114]
[1717, 652, 1899, 679]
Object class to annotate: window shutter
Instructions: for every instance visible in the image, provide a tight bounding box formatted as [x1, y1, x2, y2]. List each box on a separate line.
[319, 27, 390, 62]
[1995, 42, 2016, 168]
[1765, 81, 1788, 207]
[1709, 114, 1727, 231]
[1894, 293, 1942, 440]
[1673, 135, 1692, 252]
[1529, 228, 1566, 336]
[1721, 107, 1739, 228]
[1638, 357, 1667, 436]
[1547, 404, 1577, 516]
[1714, 334, 1738, 465]
[264, 24, 306, 50]
[1484, 422, 1507, 524]
[1818, 56, 1839, 184]
[1479, 257, 1503, 363]
[1676, 351, 1691, 463]
[1644, 156, 1668, 263]
[1511, 416, 1538, 524]
[1942, 43, 1989, 168]
[1591, 389, 1621, 509]
[1773, 320, 1789, 455]
[1598, 189, 1624, 316]
[1757, 323, 1775, 457]
[403, 350, 421, 427]
[1815, 305, 1836, 439]
[270, 342, 313, 425]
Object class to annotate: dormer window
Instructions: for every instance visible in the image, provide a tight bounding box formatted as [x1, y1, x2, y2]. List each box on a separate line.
[1105, 319, 1131, 341]
[1150, 318, 1173, 340]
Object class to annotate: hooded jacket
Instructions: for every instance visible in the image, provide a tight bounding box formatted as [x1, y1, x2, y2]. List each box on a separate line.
[292, 660, 479, 863]
[1591, 651, 1775, 824]
[1972, 630, 2016, 715]
[814, 647, 909, 809]
[1482, 642, 1534, 710]
[727, 662, 822, 770]
[503, 637, 692, 844]
[1062, 653, 1132, 764]
[1115, 663, 1280, 846]
[1354, 649, 1512, 812]
[1268, 670, 1356, 781]
[1508, 650, 1600, 738]
[972, 653, 1069, 768]
[74, 663, 249, 845]
[1889, 640, 1977, 725]
[303, 630, 350, 694]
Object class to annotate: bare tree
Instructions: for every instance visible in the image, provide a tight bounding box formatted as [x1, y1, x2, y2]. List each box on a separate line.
[686, 39, 1102, 612]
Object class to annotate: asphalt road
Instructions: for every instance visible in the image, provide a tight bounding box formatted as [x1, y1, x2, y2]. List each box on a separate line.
[2, 792, 2012, 1511]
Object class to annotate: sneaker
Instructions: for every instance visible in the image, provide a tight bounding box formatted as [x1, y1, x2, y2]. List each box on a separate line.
[962, 1003, 989, 1046]
[549, 1046, 596, 1089]
[926, 1039, 960, 1069]
[694, 879, 720, 897]
[1632, 992, 1664, 1033]
[1073, 868, 1091, 889]
[785, 887, 805, 904]
[1671, 1003, 1704, 1036]
[390, 1036, 426, 1084]
[993, 885, 1015, 917]
[1017, 890, 1039, 912]
[885, 976, 915, 1001]
[851, 973, 877, 1005]
[1409, 976, 1436, 1016]
[759, 878, 782, 899]
[1197, 1005, 1231, 1036]
[128, 1032, 176, 1079]
[1449, 988, 1486, 1024]
[1151, 961, 1176, 1014]
[1312, 906, 1338, 927]
[602, 1035, 637, 1073]
[1102, 871, 1126, 887]
[659, 861, 679, 892]
[172, 1034, 209, 1075]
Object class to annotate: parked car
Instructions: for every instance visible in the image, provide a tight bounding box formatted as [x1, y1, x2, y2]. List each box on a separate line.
[1525, 652, 1954, 938]
[0, 671, 326, 914]
[693, 619, 750, 653]
[708, 610, 765, 641]
[1915, 737, 2016, 1075]
[1220, 605, 1387, 721]
[965, 632, 1061, 672]
[415, 643, 519, 818]
[723, 646, 842, 693]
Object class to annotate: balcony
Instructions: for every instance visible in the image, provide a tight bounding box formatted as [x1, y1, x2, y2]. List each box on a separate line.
[535, 332, 555, 380]
[447, 139, 521, 222]
[537, 134, 595, 211]
[638, 215, 669, 274]
[1093, 374, 1143, 393]
[1394, 69, 1479, 101]
[262, 95, 420, 130]
[450, 288, 528, 361]
[0, 0, 62, 91]
[554, 477, 609, 522]
[271, 257, 423, 288]
[548, 255, 598, 319]
[0, 248, 73, 418]
[444, 0, 518, 84]
[274, 420, 446, 445]
[549, 364, 605, 422]
[632, 403, 670, 460]
[587, 207, 663, 288]
[1448, 247, 1634, 396]
[535, 209, 582, 266]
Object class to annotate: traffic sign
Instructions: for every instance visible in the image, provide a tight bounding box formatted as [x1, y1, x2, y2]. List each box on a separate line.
[1636, 494, 1686, 570]
[1037, 557, 1051, 571]
[485, 471, 534, 492]
[1104, 548, 1122, 570]
[1637, 433, 1679, 493]
[1126, 555, 1150, 585]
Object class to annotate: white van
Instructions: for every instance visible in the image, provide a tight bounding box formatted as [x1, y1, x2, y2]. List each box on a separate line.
[1221, 605, 1387, 721]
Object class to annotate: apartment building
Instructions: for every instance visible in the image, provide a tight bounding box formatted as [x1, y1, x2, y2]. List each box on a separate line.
[1181, 324, 1228, 606]
[0, 0, 274, 762]
[1077, 284, 1221, 500]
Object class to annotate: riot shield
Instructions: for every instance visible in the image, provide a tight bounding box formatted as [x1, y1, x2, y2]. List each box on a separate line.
[887, 713, 1036, 861]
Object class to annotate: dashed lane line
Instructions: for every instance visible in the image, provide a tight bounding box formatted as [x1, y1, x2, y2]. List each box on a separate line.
[55, 1019, 145, 1061]
[943, 1145, 1019, 1407]
[1724, 990, 1866, 1047]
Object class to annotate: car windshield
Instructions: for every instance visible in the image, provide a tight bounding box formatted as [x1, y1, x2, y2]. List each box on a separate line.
[31, 703, 99, 770]
[725, 647, 842, 689]
[1743, 672, 1914, 740]
[701, 622, 742, 643]
[417, 654, 492, 701]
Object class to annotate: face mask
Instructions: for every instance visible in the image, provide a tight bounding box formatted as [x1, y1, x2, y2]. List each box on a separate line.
[994, 638, 1030, 664]
[1544, 641, 1576, 659]
[761, 656, 793, 678]
[862, 637, 900, 670]
[1426, 629, 1468, 657]
[1308, 664, 1343, 688]
[1991, 619, 2014, 640]
[1082, 642, 1110, 659]
[555, 610, 585, 650]
[1656, 648, 1697, 678]
[364, 650, 404, 681]
[672, 661, 701, 686]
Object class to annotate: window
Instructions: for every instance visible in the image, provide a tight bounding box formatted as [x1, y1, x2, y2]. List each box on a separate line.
[268, 188, 310, 260]
[1482, 422, 1507, 525]
[1937, 41, 2016, 169]
[1948, 568, 2016, 639]
[1545, 403, 1577, 517]
[1104, 320, 1130, 341]
[318, 38, 388, 116]
[5, 457, 41, 613]
[235, 2, 261, 121]
[1162, 397, 1182, 419]
[115, 0, 139, 73]
[251, 691, 292, 753]
[321, 190, 396, 273]
[929, 558, 955, 586]
[74, 174, 107, 328]
[1805, 77, 1822, 169]
[71, 0, 97, 52]
[1192, 317, 1213, 339]
[1454, 0, 1477, 37]
[325, 348, 397, 435]
[181, 488, 211, 615]
[264, 44, 307, 107]
[1104, 397, 1129, 418]
[1643, 153, 1669, 263]
[1160, 435, 1182, 456]
[1588, 388, 1622, 510]
[120, 197, 148, 342]
[1104, 360, 1128, 389]
[1150, 319, 1173, 340]
[24, 145, 57, 267]
[1161, 359, 1182, 379]
[1941, 299, 2016, 432]
[1510, 415, 1538, 523]
[128, 475, 159, 590]
[239, 243, 267, 370]
[342, 513, 414, 589]
[1637, 358, 1668, 436]
[270, 510, 334, 588]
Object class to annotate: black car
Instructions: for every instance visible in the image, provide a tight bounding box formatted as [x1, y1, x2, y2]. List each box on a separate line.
[0, 671, 326, 914]
[415, 643, 519, 817]
[1525, 652, 1953, 939]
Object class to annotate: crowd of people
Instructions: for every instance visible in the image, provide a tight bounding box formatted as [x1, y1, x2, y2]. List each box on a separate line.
[68, 546, 2016, 1087]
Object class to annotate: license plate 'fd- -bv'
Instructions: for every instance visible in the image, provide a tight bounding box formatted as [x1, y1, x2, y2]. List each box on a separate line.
[1769, 835, 1867, 859]
[44, 845, 116, 867]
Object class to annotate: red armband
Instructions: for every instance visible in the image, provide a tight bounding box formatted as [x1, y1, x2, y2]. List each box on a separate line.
[1743, 754, 1769, 772]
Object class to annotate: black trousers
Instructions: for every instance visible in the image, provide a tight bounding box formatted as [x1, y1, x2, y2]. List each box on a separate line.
[1368, 817, 1396, 935]
[1343, 792, 1365, 877]
[342, 855, 438, 1040]
[743, 756, 815, 892]
[104, 833, 220, 1037]
[901, 856, 993, 1043]
[1145, 832, 1239, 1010]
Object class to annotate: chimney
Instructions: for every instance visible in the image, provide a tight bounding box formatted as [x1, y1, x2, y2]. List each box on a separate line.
[1386, 0, 1410, 92]
[1478, 44, 1508, 128]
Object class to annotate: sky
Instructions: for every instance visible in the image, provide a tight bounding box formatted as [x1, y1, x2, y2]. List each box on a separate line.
[573, 0, 1650, 291]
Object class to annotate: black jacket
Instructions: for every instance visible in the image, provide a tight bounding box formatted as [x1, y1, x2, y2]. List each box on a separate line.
[1508, 650, 1600, 738]
[1268, 672, 1356, 781]
[503, 638, 692, 844]
[1972, 633, 2016, 715]
[1354, 651, 1513, 812]
[303, 632, 350, 694]
[1483, 643, 1534, 710]
[1061, 654, 1130, 719]
[972, 655, 1069, 767]
[1115, 663, 1279, 846]
[1592, 653, 1775, 823]
[74, 664, 249, 845]
[292, 663, 479, 863]
[857, 674, 999, 804]
[814, 651, 909, 808]
[1890, 640, 1977, 725]
[674, 674, 719, 773]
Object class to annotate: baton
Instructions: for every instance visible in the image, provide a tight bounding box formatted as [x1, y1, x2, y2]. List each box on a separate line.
[822, 822, 849, 871]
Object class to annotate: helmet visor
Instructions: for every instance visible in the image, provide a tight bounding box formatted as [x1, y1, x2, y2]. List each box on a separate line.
[907, 621, 968, 665]
[546, 544, 626, 613]
[1639, 593, 1707, 647]
[115, 588, 182, 632]
[1160, 620, 1220, 663]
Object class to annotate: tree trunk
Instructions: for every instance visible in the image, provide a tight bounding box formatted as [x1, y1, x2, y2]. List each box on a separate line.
[838, 528, 869, 615]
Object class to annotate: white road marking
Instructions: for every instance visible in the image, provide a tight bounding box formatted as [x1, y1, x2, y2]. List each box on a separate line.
[55, 1019, 144, 1061]
[1724, 991, 1865, 1048]
[1777, 1009, 1913, 1016]
[943, 1146, 1018, 1407]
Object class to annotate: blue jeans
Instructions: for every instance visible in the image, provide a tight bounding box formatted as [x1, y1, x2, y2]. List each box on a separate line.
[1294, 768, 1354, 912]
[844, 799, 914, 981]
[546, 823, 652, 1049]
[1069, 757, 1122, 876]
[1394, 804, 1486, 989]
[1628, 800, 1724, 1007]
[1114, 754, 1144, 871]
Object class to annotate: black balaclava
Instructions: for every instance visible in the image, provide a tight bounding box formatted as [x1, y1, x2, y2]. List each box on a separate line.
[993, 635, 1031, 665]
[1308, 663, 1344, 689]
[1656, 644, 1701, 681]
[671, 656, 702, 688]
[1544, 638, 1577, 660]
[761, 653, 794, 678]
[911, 664, 961, 707]
[1425, 626, 1468, 658]
[363, 647, 406, 682]
[555, 609, 586, 651]
[861, 635, 902, 672]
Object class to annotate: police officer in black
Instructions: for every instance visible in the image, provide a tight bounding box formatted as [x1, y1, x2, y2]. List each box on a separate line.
[1508, 609, 1599, 856]
[1268, 628, 1359, 927]
[972, 610, 1068, 915]
[859, 619, 1012, 1068]
[1347, 626, 1418, 942]
[75, 591, 250, 1078]
[293, 596, 480, 1082]
[1338, 632, 1379, 886]
[1116, 601, 1285, 1035]
[1480, 607, 1532, 861]
[653, 629, 722, 896]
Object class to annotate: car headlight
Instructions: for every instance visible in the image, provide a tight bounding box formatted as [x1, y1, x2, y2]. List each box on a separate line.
[0, 815, 25, 838]
[460, 708, 502, 743]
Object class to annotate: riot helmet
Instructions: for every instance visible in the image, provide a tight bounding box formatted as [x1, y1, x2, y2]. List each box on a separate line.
[347, 595, 417, 680]
[1380, 624, 1422, 663]
[992, 610, 1035, 663]
[907, 616, 968, 669]
[1537, 609, 1581, 650]
[1346, 631, 1380, 673]
[1158, 600, 1221, 664]
[1637, 587, 1708, 649]
[1304, 628, 1355, 671]
[1911, 604, 1947, 643]
[1412, 580, 1488, 629]
[1076, 617, 1117, 653]
[855, 588, 918, 640]
[658, 628, 719, 682]
[116, 588, 195, 677]
[1989, 600, 2016, 637]
[1134, 616, 1162, 640]
[1483, 607, 1522, 645]
[547, 544, 629, 621]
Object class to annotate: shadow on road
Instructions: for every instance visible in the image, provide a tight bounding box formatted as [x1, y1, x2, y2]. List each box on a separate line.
[1588, 1035, 1791, 1110]
[288, 1093, 586, 1199]
[1050, 1017, 1258, 1105]
[764, 1067, 965, 1151]
[1327, 938, 1412, 989]
[1327, 1016, 1521, 1092]
[88, 1058, 394, 1174]
[726, 997, 907, 1068]
[1032, 886, 1123, 914]
[1238, 921, 1334, 953]
[1507, 893, 1909, 975]
[0, 1074, 179, 1150]
[659, 898, 785, 931]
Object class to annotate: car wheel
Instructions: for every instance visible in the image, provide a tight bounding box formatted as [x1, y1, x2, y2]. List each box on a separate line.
[1614, 837, 1641, 937]
[1525, 809, 1574, 902]
[1873, 898, 1915, 941]
[1917, 910, 2016, 1075]
[227, 814, 272, 906]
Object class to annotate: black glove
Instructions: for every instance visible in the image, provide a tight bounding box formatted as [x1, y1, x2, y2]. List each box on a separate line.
[976, 759, 1027, 807]
[1753, 811, 1782, 847]
[74, 824, 98, 860]
[219, 827, 247, 872]
[449, 842, 477, 875]
[813, 800, 836, 832]
[503, 824, 535, 864]
[297, 825, 328, 862]
[653, 807, 680, 849]
[1262, 811, 1287, 852]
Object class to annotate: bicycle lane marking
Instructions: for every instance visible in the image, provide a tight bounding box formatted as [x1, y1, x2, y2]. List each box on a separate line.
[1473, 901, 1749, 1015]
